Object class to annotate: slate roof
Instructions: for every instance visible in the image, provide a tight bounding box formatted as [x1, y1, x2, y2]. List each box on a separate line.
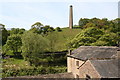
[90, 59, 119, 78]
[68, 46, 118, 60]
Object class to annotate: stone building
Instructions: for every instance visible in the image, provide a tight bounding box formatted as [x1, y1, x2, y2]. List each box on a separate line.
[67, 46, 119, 79]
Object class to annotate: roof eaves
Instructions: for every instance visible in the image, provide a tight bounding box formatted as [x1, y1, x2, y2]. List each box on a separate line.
[67, 54, 86, 61]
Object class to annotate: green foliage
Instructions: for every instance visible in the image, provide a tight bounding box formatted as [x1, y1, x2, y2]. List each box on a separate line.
[30, 22, 55, 35]
[21, 32, 49, 65]
[3, 56, 67, 78]
[69, 27, 103, 47]
[2, 66, 67, 78]
[31, 22, 43, 29]
[2, 17, 120, 78]
[55, 27, 62, 32]
[46, 32, 59, 52]
[4, 35, 22, 55]
[0, 24, 8, 45]
[67, 18, 120, 48]
[68, 27, 119, 48]
[79, 18, 90, 27]
[2, 45, 9, 56]
[109, 18, 120, 33]
[41, 25, 55, 34]
[91, 41, 108, 46]
[98, 33, 118, 46]
[9, 28, 25, 35]
[78, 17, 120, 30]
[83, 22, 96, 28]
[80, 27, 104, 38]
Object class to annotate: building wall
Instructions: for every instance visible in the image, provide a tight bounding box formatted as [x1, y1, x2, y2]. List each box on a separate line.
[67, 57, 101, 78]
[67, 57, 72, 72]
[78, 60, 101, 78]
[67, 57, 84, 78]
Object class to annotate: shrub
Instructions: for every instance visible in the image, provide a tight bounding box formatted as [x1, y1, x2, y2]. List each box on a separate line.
[55, 27, 62, 32]
[2, 66, 67, 78]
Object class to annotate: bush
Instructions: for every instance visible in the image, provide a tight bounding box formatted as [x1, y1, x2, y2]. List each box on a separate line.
[2, 66, 67, 78]
[55, 27, 62, 32]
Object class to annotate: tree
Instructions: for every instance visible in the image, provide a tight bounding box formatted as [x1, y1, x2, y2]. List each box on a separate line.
[83, 22, 96, 28]
[98, 33, 119, 46]
[21, 32, 49, 66]
[110, 18, 120, 33]
[78, 18, 90, 27]
[30, 23, 55, 35]
[46, 32, 58, 52]
[29, 27, 38, 33]
[91, 32, 119, 46]
[9, 28, 25, 35]
[67, 27, 104, 48]
[41, 25, 55, 34]
[0, 24, 8, 45]
[30, 22, 44, 34]
[2, 45, 8, 57]
[4, 34, 22, 56]
[31, 22, 43, 29]
[55, 27, 62, 32]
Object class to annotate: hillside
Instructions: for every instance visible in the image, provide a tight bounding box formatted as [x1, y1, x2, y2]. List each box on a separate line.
[50, 28, 81, 51]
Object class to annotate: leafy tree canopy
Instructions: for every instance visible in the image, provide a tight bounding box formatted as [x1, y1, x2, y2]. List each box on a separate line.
[67, 26, 119, 48]
[4, 34, 22, 55]
[9, 28, 25, 35]
[0, 24, 8, 45]
[21, 32, 49, 65]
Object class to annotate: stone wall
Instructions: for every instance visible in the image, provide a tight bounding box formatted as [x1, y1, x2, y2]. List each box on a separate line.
[67, 57, 84, 78]
[78, 60, 101, 78]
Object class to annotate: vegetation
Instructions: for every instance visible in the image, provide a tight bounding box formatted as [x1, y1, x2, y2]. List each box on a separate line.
[0, 24, 8, 45]
[3, 35, 22, 56]
[22, 32, 49, 66]
[1, 17, 120, 78]
[68, 18, 120, 48]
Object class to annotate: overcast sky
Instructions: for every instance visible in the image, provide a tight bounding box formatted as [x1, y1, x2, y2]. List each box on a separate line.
[0, 0, 119, 30]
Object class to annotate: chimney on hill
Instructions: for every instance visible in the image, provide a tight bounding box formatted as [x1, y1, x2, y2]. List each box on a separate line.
[69, 5, 73, 29]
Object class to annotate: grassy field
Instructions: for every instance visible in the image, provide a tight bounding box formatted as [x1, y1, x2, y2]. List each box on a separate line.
[3, 58, 31, 70]
[53, 28, 81, 51]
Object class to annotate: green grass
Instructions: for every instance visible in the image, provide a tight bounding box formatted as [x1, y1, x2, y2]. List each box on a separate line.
[2, 58, 67, 77]
[53, 28, 81, 51]
[3, 58, 31, 69]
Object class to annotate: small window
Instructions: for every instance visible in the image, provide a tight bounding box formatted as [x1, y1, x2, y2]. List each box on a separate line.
[86, 74, 91, 80]
[76, 61, 79, 66]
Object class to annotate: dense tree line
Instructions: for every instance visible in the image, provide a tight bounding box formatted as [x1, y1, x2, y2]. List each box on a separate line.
[1, 22, 62, 66]
[69, 18, 120, 48]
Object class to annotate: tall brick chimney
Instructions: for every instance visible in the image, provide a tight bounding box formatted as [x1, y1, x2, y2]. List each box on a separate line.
[69, 5, 73, 29]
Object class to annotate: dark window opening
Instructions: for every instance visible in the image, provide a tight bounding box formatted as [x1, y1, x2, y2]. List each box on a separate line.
[86, 74, 91, 80]
[76, 61, 79, 66]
